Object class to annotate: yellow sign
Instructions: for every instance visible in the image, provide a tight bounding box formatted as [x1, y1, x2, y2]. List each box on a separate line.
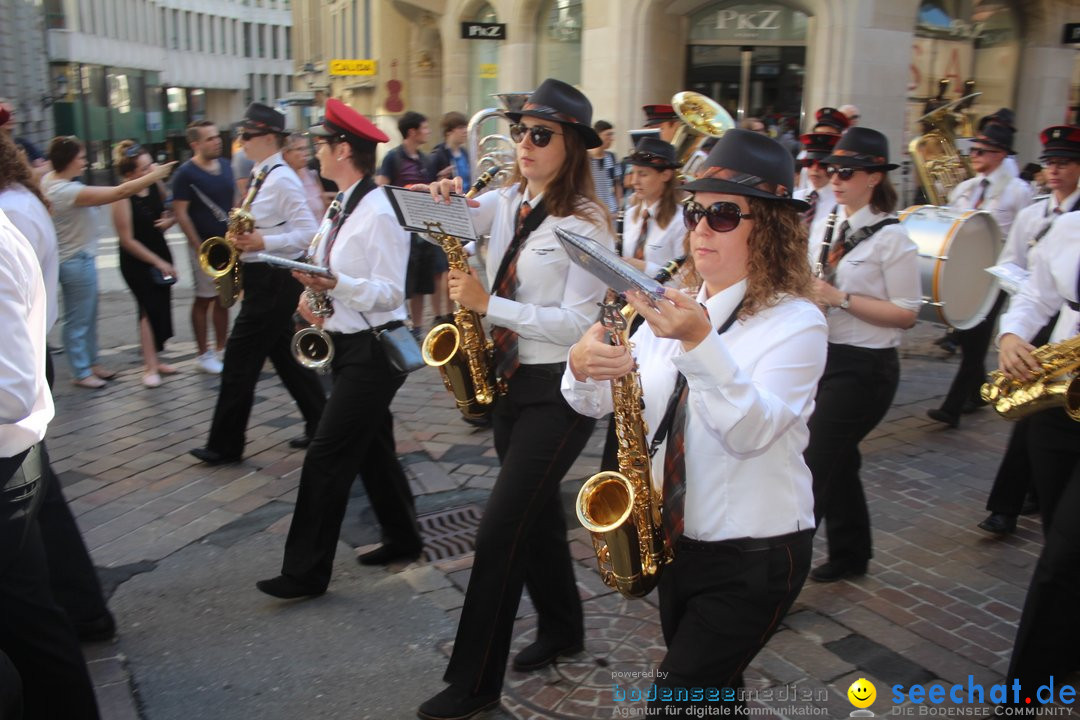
[329, 59, 377, 76]
[478, 63, 498, 79]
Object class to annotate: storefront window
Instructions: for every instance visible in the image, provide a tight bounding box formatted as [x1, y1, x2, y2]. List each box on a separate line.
[535, 0, 582, 86]
[468, 4, 499, 115]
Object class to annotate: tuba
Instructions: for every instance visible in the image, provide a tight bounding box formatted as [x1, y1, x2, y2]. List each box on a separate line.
[670, 91, 735, 177]
[199, 165, 271, 308]
[576, 257, 687, 598]
[909, 87, 980, 205]
[980, 334, 1080, 421]
[290, 197, 345, 374]
[467, 92, 530, 188]
[421, 172, 499, 421]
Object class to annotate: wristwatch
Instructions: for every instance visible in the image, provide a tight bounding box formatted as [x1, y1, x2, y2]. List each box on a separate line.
[839, 293, 852, 311]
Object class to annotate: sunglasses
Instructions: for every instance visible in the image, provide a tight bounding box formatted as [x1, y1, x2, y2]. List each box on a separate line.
[825, 166, 863, 181]
[683, 200, 754, 233]
[970, 147, 1004, 157]
[509, 123, 562, 148]
[240, 131, 269, 141]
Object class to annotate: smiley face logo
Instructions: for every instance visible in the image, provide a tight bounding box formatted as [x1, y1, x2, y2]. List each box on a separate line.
[848, 678, 876, 708]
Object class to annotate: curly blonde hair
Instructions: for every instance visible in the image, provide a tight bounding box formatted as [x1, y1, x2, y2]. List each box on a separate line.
[680, 195, 813, 320]
[0, 132, 48, 210]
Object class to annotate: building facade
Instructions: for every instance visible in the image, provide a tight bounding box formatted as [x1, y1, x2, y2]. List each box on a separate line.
[42, 0, 294, 179]
[1, 0, 54, 153]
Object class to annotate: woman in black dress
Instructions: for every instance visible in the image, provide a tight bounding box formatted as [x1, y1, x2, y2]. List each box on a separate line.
[111, 140, 177, 387]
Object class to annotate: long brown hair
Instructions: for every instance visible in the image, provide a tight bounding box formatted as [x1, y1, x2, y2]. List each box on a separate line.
[509, 123, 612, 232]
[0, 132, 49, 210]
[680, 195, 813, 320]
[629, 167, 681, 229]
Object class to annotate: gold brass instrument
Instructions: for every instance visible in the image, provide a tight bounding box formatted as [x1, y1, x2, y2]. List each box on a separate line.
[909, 89, 981, 205]
[576, 256, 688, 598]
[980, 334, 1080, 421]
[290, 197, 345, 374]
[421, 172, 499, 421]
[467, 92, 530, 188]
[670, 91, 735, 177]
[198, 165, 271, 308]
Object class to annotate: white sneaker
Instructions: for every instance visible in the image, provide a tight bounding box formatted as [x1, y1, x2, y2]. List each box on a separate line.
[196, 350, 224, 374]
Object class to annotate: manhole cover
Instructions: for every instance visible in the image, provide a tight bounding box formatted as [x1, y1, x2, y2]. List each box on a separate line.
[418, 504, 483, 561]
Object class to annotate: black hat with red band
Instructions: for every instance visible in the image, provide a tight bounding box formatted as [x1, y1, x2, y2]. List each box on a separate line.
[1039, 125, 1080, 162]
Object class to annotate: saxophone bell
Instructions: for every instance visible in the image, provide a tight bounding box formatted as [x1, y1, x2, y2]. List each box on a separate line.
[292, 325, 335, 373]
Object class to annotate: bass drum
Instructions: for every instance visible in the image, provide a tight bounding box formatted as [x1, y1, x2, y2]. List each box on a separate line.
[898, 205, 1002, 330]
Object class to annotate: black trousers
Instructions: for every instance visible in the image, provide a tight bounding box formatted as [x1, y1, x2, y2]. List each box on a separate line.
[647, 531, 813, 715]
[938, 291, 1008, 416]
[1006, 408, 1080, 702]
[280, 329, 421, 590]
[443, 364, 595, 695]
[0, 449, 100, 720]
[204, 263, 326, 458]
[805, 344, 899, 565]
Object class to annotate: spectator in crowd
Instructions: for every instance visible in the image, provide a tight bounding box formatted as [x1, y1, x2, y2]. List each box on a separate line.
[739, 117, 767, 134]
[0, 97, 49, 183]
[588, 120, 622, 219]
[429, 111, 471, 187]
[232, 131, 254, 198]
[284, 132, 327, 219]
[840, 104, 861, 126]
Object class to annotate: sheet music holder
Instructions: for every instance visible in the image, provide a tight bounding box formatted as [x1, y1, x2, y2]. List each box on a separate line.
[254, 253, 334, 278]
[554, 227, 667, 302]
[985, 262, 1029, 296]
[384, 185, 479, 241]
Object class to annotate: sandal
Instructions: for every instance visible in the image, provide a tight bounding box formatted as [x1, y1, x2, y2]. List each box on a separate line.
[142, 372, 162, 388]
[73, 375, 107, 389]
[91, 366, 117, 380]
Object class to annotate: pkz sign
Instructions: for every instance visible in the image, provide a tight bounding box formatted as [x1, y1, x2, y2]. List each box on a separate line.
[690, 3, 807, 43]
[461, 22, 506, 40]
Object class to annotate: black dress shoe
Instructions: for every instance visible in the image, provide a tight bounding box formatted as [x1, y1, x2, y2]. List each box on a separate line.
[288, 435, 312, 449]
[977, 513, 1017, 535]
[357, 543, 422, 566]
[809, 560, 867, 583]
[255, 575, 326, 599]
[417, 685, 500, 720]
[926, 408, 960, 429]
[74, 612, 117, 643]
[189, 447, 242, 465]
[511, 638, 585, 672]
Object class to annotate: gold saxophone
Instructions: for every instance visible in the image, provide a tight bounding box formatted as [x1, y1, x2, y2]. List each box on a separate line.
[198, 165, 271, 308]
[981, 334, 1080, 421]
[291, 197, 345, 374]
[420, 171, 498, 421]
[576, 256, 687, 598]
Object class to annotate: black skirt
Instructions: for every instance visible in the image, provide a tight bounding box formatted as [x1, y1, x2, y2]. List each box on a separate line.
[119, 187, 174, 352]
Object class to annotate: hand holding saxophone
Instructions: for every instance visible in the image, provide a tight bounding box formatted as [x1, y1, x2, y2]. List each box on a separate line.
[231, 229, 265, 252]
[447, 266, 489, 313]
[569, 323, 634, 382]
[626, 288, 712, 351]
[998, 333, 1041, 380]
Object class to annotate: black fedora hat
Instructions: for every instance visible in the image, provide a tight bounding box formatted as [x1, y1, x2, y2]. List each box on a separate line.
[978, 108, 1016, 132]
[682, 129, 808, 211]
[1040, 125, 1080, 161]
[972, 123, 1015, 155]
[240, 102, 287, 135]
[799, 132, 840, 160]
[505, 78, 601, 149]
[823, 127, 899, 170]
[626, 137, 681, 170]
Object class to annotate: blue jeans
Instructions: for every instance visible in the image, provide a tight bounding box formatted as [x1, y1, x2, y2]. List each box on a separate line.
[58, 252, 99, 381]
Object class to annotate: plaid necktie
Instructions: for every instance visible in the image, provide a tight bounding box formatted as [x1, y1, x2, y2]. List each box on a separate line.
[661, 374, 689, 546]
[803, 190, 818, 227]
[827, 220, 850, 270]
[973, 178, 991, 209]
[633, 209, 650, 261]
[490, 201, 531, 381]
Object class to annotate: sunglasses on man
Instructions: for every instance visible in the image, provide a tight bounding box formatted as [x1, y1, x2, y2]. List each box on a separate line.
[240, 130, 269, 141]
[682, 200, 754, 233]
[970, 147, 1005, 157]
[509, 123, 563, 148]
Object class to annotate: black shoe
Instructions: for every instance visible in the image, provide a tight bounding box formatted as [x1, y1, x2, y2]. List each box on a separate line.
[255, 575, 326, 600]
[418, 685, 500, 720]
[357, 543, 422, 566]
[934, 334, 958, 354]
[74, 612, 116, 643]
[927, 408, 960, 429]
[962, 398, 986, 414]
[189, 447, 242, 465]
[1019, 495, 1039, 516]
[977, 513, 1017, 535]
[288, 435, 312, 449]
[511, 638, 585, 672]
[809, 561, 867, 583]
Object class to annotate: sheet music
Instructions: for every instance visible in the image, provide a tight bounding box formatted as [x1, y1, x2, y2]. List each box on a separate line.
[554, 227, 666, 301]
[985, 262, 1029, 295]
[384, 185, 479, 240]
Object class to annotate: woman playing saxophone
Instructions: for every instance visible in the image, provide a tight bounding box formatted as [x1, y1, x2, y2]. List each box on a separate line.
[562, 130, 826, 716]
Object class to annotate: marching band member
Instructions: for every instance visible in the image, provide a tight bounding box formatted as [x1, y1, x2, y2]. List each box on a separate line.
[804, 127, 922, 582]
[977, 125, 1080, 535]
[256, 100, 420, 599]
[190, 103, 325, 465]
[796, 108, 850, 190]
[928, 120, 1033, 428]
[563, 129, 826, 715]
[620, 138, 686, 279]
[414, 78, 615, 720]
[794, 132, 840, 239]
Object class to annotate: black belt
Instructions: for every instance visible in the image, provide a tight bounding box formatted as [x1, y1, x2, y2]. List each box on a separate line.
[515, 362, 567, 378]
[677, 528, 813, 554]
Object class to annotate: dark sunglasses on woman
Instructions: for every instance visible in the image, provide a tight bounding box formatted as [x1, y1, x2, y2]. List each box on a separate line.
[682, 200, 754, 233]
[509, 123, 563, 148]
[825, 166, 861, 181]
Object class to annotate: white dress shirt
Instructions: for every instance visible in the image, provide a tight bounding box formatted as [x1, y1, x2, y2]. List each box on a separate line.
[561, 281, 827, 540]
[471, 186, 615, 365]
[949, 163, 1034, 240]
[0, 210, 54, 458]
[620, 200, 687, 280]
[0, 185, 60, 331]
[808, 205, 922, 348]
[794, 183, 836, 247]
[998, 187, 1080, 269]
[314, 180, 409, 333]
[999, 211, 1080, 345]
[242, 153, 319, 262]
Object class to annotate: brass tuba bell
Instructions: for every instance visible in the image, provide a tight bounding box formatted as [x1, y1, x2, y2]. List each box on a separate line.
[670, 91, 735, 174]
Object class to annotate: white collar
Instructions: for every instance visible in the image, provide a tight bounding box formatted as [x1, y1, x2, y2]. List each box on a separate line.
[840, 204, 889, 232]
[1050, 186, 1080, 214]
[698, 278, 748, 329]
